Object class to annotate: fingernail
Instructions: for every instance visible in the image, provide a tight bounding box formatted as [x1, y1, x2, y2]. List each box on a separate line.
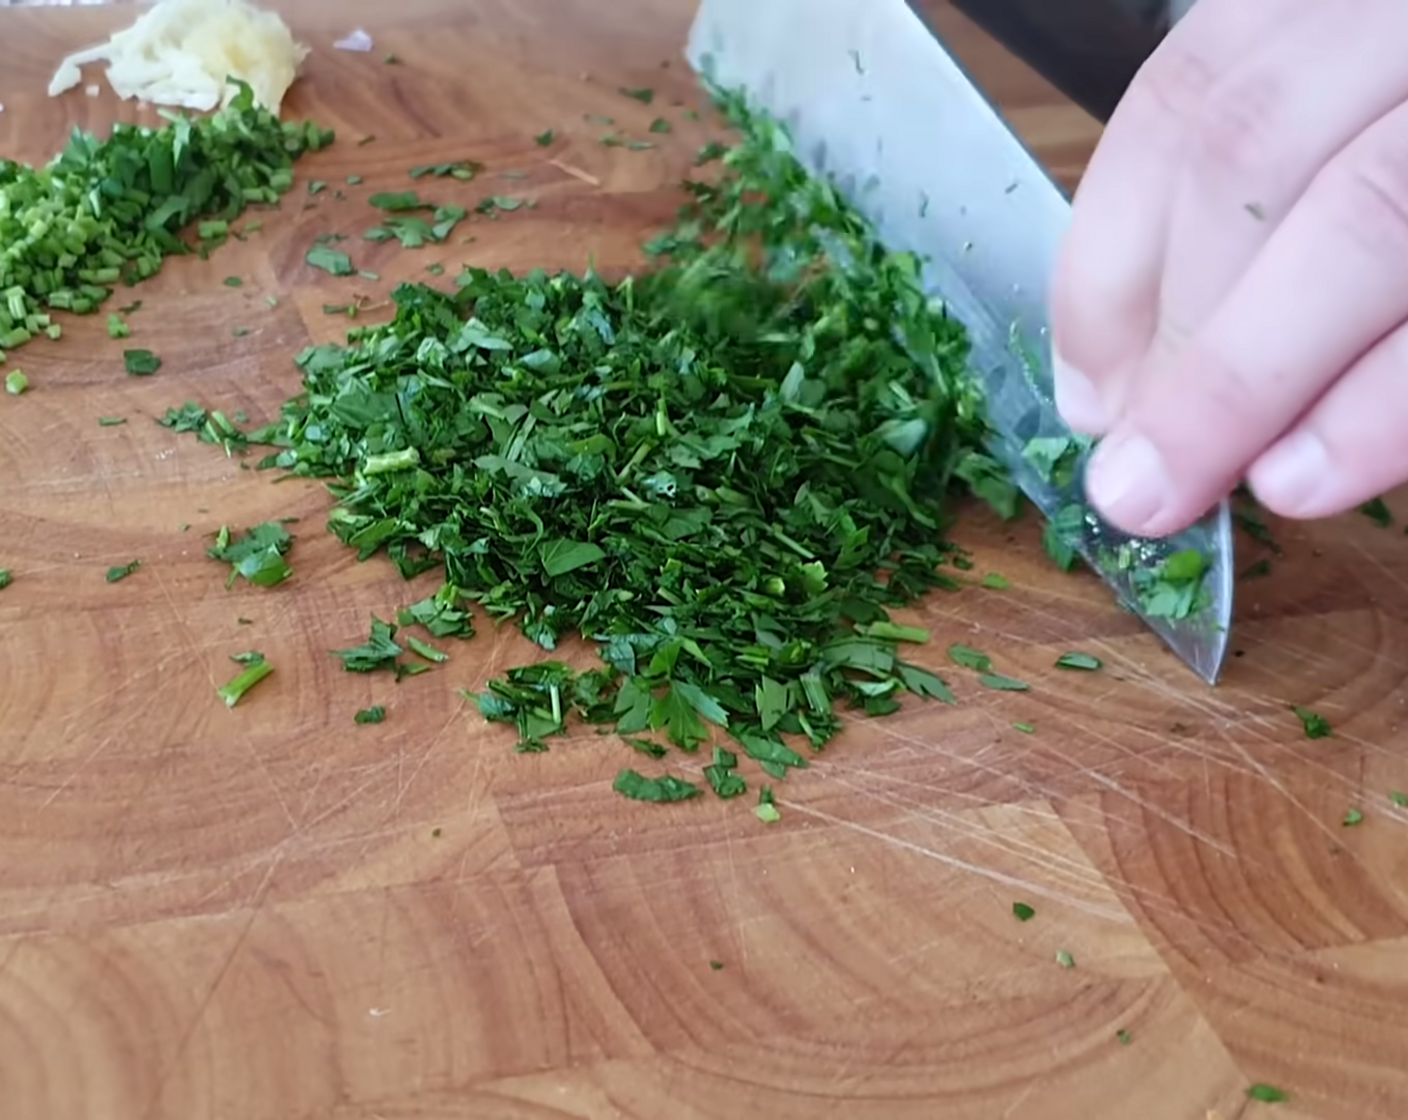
[1052, 355, 1111, 433]
[1086, 431, 1174, 534]
[1249, 430, 1329, 514]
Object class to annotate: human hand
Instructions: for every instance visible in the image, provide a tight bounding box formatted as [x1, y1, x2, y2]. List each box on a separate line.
[1049, 0, 1408, 536]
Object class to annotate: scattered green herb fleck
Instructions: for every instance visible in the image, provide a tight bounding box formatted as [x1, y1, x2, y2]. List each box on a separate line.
[123, 348, 162, 376]
[0, 569, 11, 590]
[106, 559, 141, 582]
[1292, 705, 1332, 739]
[409, 161, 480, 181]
[1116, 1028, 1132, 1045]
[1342, 808, 1364, 827]
[223, 275, 243, 287]
[346, 174, 363, 186]
[1246, 1084, 1288, 1104]
[207, 522, 293, 588]
[431, 826, 442, 838]
[218, 651, 272, 707]
[98, 416, 126, 426]
[534, 129, 555, 146]
[4, 370, 27, 395]
[1391, 791, 1408, 808]
[949, 644, 992, 672]
[755, 785, 781, 823]
[1129, 547, 1210, 621]
[613, 769, 701, 802]
[355, 705, 387, 724]
[979, 673, 1029, 692]
[1012, 901, 1035, 922]
[981, 572, 1009, 589]
[1360, 496, 1392, 528]
[305, 245, 355, 276]
[407, 635, 448, 663]
[649, 117, 672, 134]
[106, 312, 130, 338]
[1055, 949, 1075, 969]
[621, 87, 655, 103]
[426, 262, 445, 276]
[708, 959, 724, 970]
[1012, 721, 1035, 734]
[1054, 652, 1102, 672]
[383, 53, 401, 64]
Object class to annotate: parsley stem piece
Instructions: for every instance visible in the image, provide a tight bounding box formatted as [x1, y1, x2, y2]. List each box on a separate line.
[218, 654, 273, 707]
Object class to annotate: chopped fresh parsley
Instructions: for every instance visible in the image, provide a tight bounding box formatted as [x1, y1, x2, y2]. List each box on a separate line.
[106, 559, 141, 582]
[4, 370, 27, 395]
[1116, 1028, 1132, 1045]
[620, 86, 655, 103]
[1055, 949, 1075, 968]
[1012, 901, 1035, 922]
[1054, 652, 1101, 671]
[305, 245, 355, 276]
[949, 644, 992, 672]
[534, 129, 555, 146]
[1391, 791, 1408, 808]
[755, 785, 781, 823]
[207, 522, 293, 588]
[1342, 808, 1364, 827]
[1245, 1084, 1288, 1103]
[123, 348, 162, 376]
[979, 673, 1029, 692]
[218, 651, 272, 707]
[613, 769, 701, 802]
[1360, 497, 1392, 527]
[0, 569, 12, 590]
[354, 705, 387, 724]
[1012, 721, 1035, 734]
[1292, 705, 1331, 739]
[981, 572, 1009, 589]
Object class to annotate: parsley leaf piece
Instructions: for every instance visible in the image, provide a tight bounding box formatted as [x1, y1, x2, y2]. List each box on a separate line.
[1055, 949, 1075, 969]
[1012, 721, 1035, 734]
[1360, 497, 1392, 528]
[306, 246, 355, 275]
[1292, 705, 1332, 739]
[649, 117, 672, 134]
[218, 652, 272, 707]
[123, 349, 161, 376]
[855, 621, 930, 644]
[406, 635, 448, 663]
[4, 370, 27, 395]
[534, 129, 555, 146]
[223, 275, 243, 287]
[1054, 652, 1102, 671]
[1131, 547, 1211, 621]
[332, 616, 405, 673]
[1391, 791, 1408, 808]
[206, 522, 293, 589]
[620, 87, 655, 103]
[981, 572, 1010, 589]
[704, 745, 747, 799]
[948, 644, 992, 672]
[354, 705, 387, 724]
[0, 569, 12, 589]
[979, 673, 1029, 692]
[396, 585, 474, 638]
[106, 560, 141, 582]
[1012, 901, 1035, 922]
[539, 538, 606, 577]
[755, 785, 781, 823]
[106, 313, 130, 339]
[1342, 808, 1364, 827]
[1116, 1028, 1132, 1046]
[1245, 1084, 1289, 1104]
[613, 769, 701, 802]
[98, 416, 126, 426]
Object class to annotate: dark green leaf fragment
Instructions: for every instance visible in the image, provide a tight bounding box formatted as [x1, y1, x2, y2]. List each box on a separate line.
[948, 644, 992, 672]
[1342, 808, 1364, 827]
[1012, 901, 1035, 922]
[124, 349, 161, 376]
[396, 584, 474, 638]
[354, 705, 387, 724]
[1391, 791, 1408, 808]
[332, 615, 404, 673]
[620, 87, 655, 103]
[106, 560, 141, 582]
[1246, 1084, 1288, 1103]
[1054, 651, 1102, 671]
[1360, 496, 1392, 527]
[406, 635, 448, 663]
[1116, 1029, 1132, 1045]
[613, 769, 701, 802]
[981, 572, 1009, 589]
[534, 129, 555, 146]
[0, 569, 12, 590]
[755, 785, 781, 823]
[1292, 705, 1331, 739]
[306, 245, 355, 276]
[98, 416, 126, 426]
[704, 745, 747, 799]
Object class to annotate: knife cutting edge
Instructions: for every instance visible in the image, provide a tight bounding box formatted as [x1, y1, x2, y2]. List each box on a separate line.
[684, 0, 1234, 684]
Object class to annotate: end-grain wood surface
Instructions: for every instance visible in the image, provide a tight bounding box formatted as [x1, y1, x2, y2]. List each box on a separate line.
[0, 2, 1403, 1118]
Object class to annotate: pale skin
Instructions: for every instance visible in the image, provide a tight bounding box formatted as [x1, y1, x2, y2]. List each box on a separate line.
[1050, 0, 1408, 537]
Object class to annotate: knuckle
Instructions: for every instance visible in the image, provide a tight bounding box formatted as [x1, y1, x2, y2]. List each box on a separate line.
[1128, 41, 1222, 126]
[1313, 144, 1408, 262]
[1187, 72, 1284, 182]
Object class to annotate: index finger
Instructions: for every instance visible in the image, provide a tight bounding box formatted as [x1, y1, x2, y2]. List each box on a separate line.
[1083, 96, 1408, 537]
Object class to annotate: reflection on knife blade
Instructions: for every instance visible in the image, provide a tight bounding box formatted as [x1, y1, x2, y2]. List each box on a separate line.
[686, 0, 1234, 684]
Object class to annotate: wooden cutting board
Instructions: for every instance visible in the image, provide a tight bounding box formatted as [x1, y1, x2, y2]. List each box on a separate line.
[0, 2, 1403, 1118]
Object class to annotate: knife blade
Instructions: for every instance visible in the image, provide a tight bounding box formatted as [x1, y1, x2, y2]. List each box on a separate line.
[685, 0, 1234, 684]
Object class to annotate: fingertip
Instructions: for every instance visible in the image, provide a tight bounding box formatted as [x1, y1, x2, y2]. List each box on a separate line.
[1246, 430, 1333, 519]
[1084, 429, 1181, 536]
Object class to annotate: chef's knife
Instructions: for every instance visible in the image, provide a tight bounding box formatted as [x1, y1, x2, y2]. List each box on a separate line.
[685, 0, 1234, 684]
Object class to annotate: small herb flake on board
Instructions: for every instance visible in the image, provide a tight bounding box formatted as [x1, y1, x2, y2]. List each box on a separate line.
[0, 569, 12, 590]
[613, 769, 701, 802]
[1116, 1028, 1132, 1046]
[1360, 496, 1392, 527]
[1055, 949, 1075, 969]
[1012, 901, 1035, 922]
[1246, 1083, 1289, 1104]
[534, 129, 555, 146]
[620, 86, 655, 103]
[207, 522, 293, 588]
[123, 349, 161, 376]
[106, 559, 141, 582]
[4, 370, 27, 395]
[979, 673, 1029, 692]
[1342, 808, 1364, 827]
[305, 245, 355, 276]
[1054, 651, 1101, 671]
[332, 616, 406, 674]
[1292, 705, 1332, 739]
[755, 785, 781, 823]
[98, 416, 126, 426]
[1391, 791, 1408, 808]
[981, 572, 1009, 589]
[949, 644, 992, 672]
[354, 705, 386, 724]
[218, 651, 273, 707]
[708, 959, 725, 971]
[1012, 721, 1035, 734]
[106, 313, 130, 338]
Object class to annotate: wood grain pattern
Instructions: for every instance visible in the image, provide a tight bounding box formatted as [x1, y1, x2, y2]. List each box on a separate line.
[0, 2, 1404, 1118]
